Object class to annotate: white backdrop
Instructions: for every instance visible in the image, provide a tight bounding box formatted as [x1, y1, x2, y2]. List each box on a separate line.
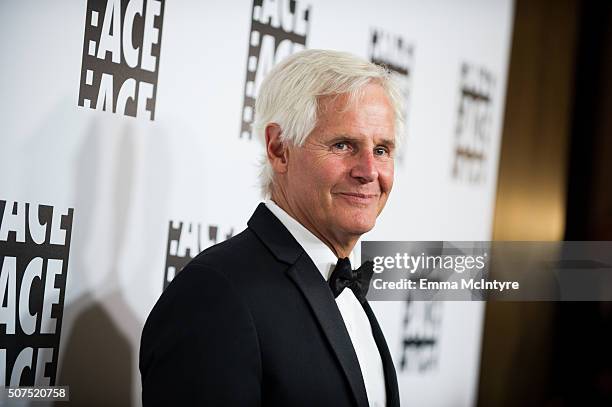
[0, 0, 514, 405]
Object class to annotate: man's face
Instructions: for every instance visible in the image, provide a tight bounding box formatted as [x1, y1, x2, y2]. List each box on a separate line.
[284, 83, 396, 244]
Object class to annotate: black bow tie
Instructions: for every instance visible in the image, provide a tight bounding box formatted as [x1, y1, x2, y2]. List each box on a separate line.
[328, 258, 374, 304]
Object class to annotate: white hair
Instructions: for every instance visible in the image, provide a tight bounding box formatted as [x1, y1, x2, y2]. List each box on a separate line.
[253, 49, 405, 197]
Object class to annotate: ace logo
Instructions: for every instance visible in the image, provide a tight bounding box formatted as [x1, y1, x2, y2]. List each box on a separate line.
[0, 200, 74, 386]
[369, 28, 414, 165]
[452, 63, 495, 184]
[163, 220, 235, 289]
[239, 0, 312, 140]
[398, 301, 442, 373]
[78, 0, 165, 120]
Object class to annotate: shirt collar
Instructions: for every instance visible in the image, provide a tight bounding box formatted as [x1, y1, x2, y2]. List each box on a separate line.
[264, 199, 355, 281]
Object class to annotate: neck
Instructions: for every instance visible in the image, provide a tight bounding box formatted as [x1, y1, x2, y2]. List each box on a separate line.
[270, 189, 358, 259]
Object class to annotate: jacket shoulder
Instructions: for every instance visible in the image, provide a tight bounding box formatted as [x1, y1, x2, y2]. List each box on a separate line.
[187, 227, 277, 279]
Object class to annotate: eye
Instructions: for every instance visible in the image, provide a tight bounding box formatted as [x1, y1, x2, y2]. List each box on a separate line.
[374, 146, 389, 156]
[332, 141, 350, 151]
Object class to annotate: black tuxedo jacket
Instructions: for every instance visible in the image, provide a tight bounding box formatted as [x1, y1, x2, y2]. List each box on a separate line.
[140, 203, 400, 406]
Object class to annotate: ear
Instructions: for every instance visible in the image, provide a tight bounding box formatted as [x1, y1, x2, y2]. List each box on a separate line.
[265, 123, 289, 174]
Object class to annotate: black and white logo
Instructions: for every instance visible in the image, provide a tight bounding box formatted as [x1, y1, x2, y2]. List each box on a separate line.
[0, 200, 74, 386]
[163, 220, 235, 289]
[398, 300, 442, 373]
[452, 63, 495, 183]
[239, 0, 312, 140]
[78, 0, 165, 120]
[369, 27, 414, 165]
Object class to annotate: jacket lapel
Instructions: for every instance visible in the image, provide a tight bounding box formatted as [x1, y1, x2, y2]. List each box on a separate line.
[248, 203, 369, 407]
[287, 255, 370, 407]
[362, 301, 401, 407]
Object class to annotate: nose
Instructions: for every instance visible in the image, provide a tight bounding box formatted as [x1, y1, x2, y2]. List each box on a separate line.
[350, 149, 378, 183]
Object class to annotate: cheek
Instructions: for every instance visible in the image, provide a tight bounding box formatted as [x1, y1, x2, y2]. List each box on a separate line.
[315, 161, 346, 191]
[379, 163, 394, 193]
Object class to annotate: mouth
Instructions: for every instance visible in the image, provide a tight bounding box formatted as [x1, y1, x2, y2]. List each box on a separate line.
[336, 192, 379, 205]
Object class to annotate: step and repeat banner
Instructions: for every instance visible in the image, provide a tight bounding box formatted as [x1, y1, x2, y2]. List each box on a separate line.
[0, 0, 514, 405]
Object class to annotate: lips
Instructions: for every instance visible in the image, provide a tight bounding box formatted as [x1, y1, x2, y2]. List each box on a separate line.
[336, 192, 379, 205]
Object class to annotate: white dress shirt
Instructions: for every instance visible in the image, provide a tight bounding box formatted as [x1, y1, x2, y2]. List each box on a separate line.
[265, 200, 386, 407]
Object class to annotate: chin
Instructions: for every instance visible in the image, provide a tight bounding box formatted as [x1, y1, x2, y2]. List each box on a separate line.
[341, 218, 376, 236]
[331, 206, 379, 234]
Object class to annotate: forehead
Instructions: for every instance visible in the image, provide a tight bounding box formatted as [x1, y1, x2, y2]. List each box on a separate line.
[314, 84, 396, 140]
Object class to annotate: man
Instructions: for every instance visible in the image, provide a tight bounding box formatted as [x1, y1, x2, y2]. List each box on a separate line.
[140, 49, 404, 406]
